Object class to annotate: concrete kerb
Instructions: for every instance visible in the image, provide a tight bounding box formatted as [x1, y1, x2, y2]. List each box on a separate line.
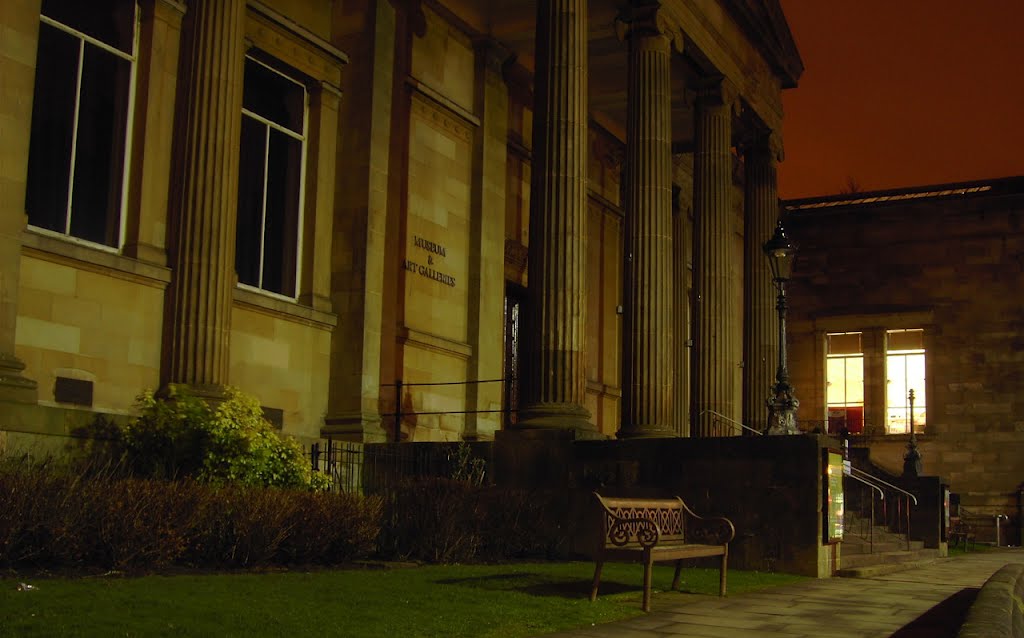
[957, 562, 1024, 638]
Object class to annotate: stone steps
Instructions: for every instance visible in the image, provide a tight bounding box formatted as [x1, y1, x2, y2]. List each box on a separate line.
[837, 515, 939, 576]
[838, 547, 942, 573]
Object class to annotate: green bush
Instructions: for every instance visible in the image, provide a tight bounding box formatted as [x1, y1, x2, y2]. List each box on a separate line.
[122, 386, 322, 490]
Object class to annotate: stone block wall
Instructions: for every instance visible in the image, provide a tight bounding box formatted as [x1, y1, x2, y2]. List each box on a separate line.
[16, 252, 165, 414]
[786, 180, 1024, 519]
[495, 432, 836, 576]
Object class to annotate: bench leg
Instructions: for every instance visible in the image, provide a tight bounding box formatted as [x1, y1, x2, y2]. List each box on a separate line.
[720, 547, 728, 597]
[589, 561, 603, 602]
[642, 557, 654, 612]
[671, 560, 683, 591]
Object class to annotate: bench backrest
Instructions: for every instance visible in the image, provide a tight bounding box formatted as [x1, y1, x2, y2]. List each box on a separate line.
[596, 494, 686, 545]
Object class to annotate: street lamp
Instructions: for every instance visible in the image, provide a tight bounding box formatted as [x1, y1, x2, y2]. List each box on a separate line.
[763, 220, 800, 435]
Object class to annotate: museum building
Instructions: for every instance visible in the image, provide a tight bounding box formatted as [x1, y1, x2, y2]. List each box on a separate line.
[0, 0, 803, 449]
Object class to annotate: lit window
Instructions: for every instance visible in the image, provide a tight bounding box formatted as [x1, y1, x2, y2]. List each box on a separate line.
[886, 329, 926, 434]
[25, 0, 138, 249]
[826, 332, 864, 434]
[236, 56, 307, 298]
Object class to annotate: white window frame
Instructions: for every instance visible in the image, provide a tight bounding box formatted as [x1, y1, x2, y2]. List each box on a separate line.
[886, 337, 927, 434]
[237, 55, 308, 302]
[29, 5, 139, 254]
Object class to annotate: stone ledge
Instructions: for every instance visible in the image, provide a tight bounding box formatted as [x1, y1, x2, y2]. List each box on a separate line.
[22, 231, 172, 288]
[957, 562, 1024, 638]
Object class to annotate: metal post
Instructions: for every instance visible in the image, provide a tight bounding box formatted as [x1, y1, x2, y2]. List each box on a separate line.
[908, 389, 915, 433]
[766, 281, 800, 434]
[906, 495, 911, 550]
[394, 378, 403, 443]
[763, 221, 800, 435]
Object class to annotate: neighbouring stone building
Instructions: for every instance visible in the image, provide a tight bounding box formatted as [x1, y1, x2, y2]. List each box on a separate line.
[785, 177, 1024, 524]
[0, 0, 803, 450]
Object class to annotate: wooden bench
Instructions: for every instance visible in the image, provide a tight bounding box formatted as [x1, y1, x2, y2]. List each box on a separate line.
[590, 492, 735, 612]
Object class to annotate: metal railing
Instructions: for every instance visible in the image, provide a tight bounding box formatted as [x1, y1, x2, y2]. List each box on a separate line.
[698, 410, 763, 437]
[845, 465, 917, 551]
[845, 471, 885, 553]
[309, 439, 492, 494]
[384, 377, 512, 442]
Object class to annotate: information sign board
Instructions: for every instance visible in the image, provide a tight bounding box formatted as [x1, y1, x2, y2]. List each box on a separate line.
[825, 450, 845, 543]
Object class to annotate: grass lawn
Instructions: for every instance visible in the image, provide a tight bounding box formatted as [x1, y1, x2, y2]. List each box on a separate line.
[0, 562, 804, 637]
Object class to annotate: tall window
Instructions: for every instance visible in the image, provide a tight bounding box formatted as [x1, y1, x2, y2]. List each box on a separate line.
[826, 332, 864, 433]
[236, 56, 307, 298]
[887, 329, 926, 433]
[25, 0, 138, 249]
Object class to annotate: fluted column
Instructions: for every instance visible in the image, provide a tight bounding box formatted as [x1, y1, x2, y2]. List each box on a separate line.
[163, 0, 245, 392]
[0, 0, 41, 403]
[616, 7, 681, 438]
[691, 77, 738, 436]
[517, 0, 593, 433]
[743, 133, 782, 433]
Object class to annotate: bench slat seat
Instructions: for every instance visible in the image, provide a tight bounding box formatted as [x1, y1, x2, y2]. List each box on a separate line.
[590, 492, 735, 612]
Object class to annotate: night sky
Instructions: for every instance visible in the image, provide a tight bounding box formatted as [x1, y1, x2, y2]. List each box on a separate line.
[777, 0, 1024, 199]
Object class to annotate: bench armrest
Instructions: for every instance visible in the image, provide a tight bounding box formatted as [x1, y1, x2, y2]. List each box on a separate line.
[677, 498, 735, 545]
[687, 516, 735, 545]
[609, 517, 661, 548]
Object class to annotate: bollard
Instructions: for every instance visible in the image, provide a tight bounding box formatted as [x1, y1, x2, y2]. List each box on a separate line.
[995, 514, 1008, 547]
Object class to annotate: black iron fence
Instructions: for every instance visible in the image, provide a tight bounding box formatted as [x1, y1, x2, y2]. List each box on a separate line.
[309, 439, 493, 494]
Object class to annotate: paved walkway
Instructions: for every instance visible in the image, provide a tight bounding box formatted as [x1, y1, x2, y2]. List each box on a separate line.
[541, 549, 1023, 638]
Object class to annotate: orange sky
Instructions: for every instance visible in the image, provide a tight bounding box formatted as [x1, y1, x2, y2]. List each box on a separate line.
[777, 0, 1024, 199]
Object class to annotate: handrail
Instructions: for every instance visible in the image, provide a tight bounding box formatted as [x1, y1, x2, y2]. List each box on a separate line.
[847, 465, 916, 550]
[850, 467, 918, 506]
[846, 471, 885, 501]
[844, 471, 883, 553]
[698, 410, 763, 436]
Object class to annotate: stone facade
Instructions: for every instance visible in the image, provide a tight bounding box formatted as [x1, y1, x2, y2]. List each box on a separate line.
[0, 0, 802, 450]
[786, 178, 1024, 520]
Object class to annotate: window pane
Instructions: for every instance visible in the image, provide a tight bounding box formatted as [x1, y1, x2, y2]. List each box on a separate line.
[846, 358, 864, 403]
[42, 0, 135, 54]
[826, 358, 846, 405]
[242, 58, 304, 134]
[888, 328, 923, 351]
[69, 45, 130, 246]
[828, 332, 862, 355]
[261, 130, 302, 296]
[236, 117, 267, 288]
[26, 24, 78, 233]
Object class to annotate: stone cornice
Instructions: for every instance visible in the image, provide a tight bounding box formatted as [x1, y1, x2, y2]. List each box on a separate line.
[720, 0, 803, 88]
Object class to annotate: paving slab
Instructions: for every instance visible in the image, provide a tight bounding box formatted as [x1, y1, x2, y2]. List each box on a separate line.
[537, 549, 1023, 638]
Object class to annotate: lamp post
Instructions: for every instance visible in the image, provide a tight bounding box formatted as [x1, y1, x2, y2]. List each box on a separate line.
[763, 220, 800, 435]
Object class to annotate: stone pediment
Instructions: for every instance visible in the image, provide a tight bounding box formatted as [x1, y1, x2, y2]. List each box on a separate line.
[723, 0, 804, 88]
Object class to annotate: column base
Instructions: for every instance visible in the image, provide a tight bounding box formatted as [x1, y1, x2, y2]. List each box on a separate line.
[494, 425, 600, 488]
[512, 402, 601, 439]
[322, 411, 388, 443]
[0, 353, 38, 404]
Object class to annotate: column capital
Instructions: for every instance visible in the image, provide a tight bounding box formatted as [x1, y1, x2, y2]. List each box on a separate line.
[615, 3, 684, 53]
[743, 130, 784, 163]
[695, 76, 740, 113]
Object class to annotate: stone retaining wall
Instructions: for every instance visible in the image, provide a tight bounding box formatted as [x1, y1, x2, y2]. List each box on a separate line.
[957, 563, 1024, 637]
